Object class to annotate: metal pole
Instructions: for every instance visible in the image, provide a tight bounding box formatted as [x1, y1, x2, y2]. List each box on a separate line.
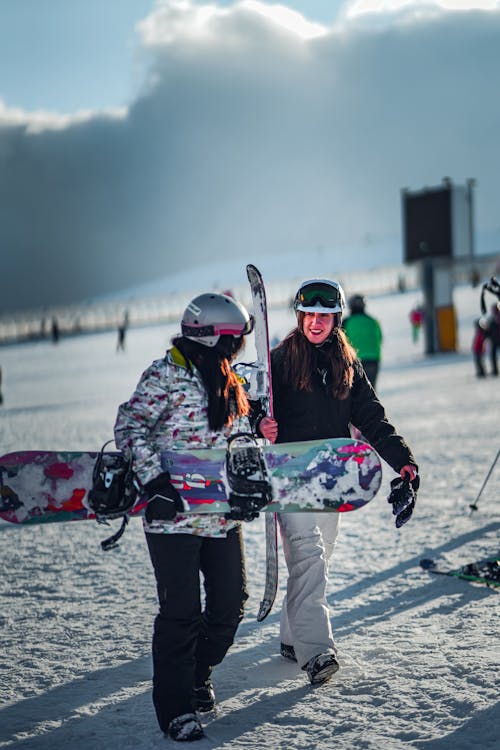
[469, 448, 500, 513]
[421, 259, 436, 355]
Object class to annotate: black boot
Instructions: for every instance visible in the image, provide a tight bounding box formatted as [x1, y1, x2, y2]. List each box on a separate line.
[193, 680, 216, 712]
[167, 713, 205, 742]
[280, 642, 297, 662]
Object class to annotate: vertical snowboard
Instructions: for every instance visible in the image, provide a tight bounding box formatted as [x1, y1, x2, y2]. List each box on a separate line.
[246, 264, 279, 622]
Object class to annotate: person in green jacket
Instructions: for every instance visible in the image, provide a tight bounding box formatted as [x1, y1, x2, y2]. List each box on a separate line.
[343, 294, 382, 388]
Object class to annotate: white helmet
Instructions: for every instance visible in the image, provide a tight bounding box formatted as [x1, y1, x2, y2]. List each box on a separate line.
[294, 279, 346, 315]
[181, 293, 254, 348]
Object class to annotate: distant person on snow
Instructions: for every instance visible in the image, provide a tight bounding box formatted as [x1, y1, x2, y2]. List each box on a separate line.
[116, 310, 129, 352]
[51, 317, 60, 344]
[409, 304, 425, 344]
[257, 278, 418, 687]
[472, 318, 488, 378]
[485, 302, 500, 376]
[343, 293, 383, 389]
[114, 293, 259, 743]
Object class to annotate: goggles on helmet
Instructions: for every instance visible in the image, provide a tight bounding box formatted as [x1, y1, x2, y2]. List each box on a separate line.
[295, 282, 343, 312]
[181, 314, 254, 340]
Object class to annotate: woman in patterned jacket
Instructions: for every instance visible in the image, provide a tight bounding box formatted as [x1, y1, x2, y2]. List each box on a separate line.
[114, 292, 256, 743]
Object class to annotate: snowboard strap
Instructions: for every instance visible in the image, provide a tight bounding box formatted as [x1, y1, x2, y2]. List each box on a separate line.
[99, 515, 129, 552]
[225, 433, 273, 506]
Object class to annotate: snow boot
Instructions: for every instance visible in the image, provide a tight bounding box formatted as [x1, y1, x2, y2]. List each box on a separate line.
[167, 713, 205, 742]
[280, 642, 297, 662]
[303, 652, 339, 685]
[193, 680, 216, 712]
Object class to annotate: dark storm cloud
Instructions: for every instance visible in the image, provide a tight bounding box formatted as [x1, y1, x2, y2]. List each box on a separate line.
[1, 2, 499, 311]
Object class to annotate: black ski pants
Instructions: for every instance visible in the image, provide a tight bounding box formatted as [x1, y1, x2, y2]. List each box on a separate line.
[145, 527, 248, 732]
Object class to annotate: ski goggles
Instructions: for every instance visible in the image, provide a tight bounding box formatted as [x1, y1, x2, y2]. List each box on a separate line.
[182, 315, 254, 339]
[297, 282, 343, 310]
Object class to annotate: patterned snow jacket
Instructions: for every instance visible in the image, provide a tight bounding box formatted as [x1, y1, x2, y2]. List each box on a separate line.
[114, 345, 253, 537]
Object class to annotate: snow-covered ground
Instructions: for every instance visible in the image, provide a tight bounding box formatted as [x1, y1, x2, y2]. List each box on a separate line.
[1, 280, 499, 749]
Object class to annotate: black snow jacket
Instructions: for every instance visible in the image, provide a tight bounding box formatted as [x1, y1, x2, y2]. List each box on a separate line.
[269, 345, 416, 474]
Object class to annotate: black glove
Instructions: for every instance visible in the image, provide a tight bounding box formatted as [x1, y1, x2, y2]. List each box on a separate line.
[387, 475, 419, 528]
[225, 493, 263, 522]
[144, 472, 185, 522]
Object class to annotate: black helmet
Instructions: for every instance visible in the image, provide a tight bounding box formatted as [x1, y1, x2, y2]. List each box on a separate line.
[348, 294, 366, 314]
[293, 279, 346, 315]
[181, 293, 254, 348]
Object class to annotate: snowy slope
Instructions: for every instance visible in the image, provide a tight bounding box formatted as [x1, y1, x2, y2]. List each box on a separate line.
[0, 281, 499, 750]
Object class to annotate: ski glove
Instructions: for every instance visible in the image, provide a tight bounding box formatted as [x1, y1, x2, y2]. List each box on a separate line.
[225, 493, 265, 522]
[387, 474, 420, 528]
[144, 472, 186, 522]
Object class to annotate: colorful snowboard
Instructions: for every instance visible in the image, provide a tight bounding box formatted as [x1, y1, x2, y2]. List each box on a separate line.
[0, 438, 382, 525]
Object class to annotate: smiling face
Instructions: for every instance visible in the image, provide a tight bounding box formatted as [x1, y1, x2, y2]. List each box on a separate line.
[302, 311, 335, 345]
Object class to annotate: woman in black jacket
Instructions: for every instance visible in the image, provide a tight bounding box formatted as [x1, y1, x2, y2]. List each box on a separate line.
[259, 278, 418, 686]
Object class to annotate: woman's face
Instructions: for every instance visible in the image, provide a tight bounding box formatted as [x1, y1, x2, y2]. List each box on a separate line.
[302, 311, 335, 345]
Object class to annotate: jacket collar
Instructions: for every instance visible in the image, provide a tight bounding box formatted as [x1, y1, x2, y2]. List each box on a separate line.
[169, 345, 189, 369]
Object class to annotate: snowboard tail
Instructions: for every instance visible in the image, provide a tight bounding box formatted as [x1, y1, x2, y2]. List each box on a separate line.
[163, 438, 380, 512]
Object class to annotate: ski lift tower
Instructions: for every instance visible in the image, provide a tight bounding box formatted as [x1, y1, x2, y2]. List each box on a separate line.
[401, 177, 475, 354]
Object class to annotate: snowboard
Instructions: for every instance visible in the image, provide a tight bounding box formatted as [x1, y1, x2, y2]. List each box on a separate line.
[0, 438, 382, 525]
[420, 557, 500, 588]
[245, 263, 277, 622]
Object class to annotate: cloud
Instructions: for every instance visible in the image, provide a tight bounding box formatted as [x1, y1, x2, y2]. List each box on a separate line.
[344, 0, 500, 17]
[1, 0, 500, 312]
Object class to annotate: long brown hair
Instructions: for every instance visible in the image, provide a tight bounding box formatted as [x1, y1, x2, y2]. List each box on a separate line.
[173, 335, 250, 430]
[277, 312, 357, 400]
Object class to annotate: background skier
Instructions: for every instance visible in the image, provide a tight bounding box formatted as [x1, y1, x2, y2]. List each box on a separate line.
[343, 293, 383, 388]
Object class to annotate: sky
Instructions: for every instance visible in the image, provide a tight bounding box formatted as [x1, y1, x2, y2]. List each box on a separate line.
[1, 0, 500, 312]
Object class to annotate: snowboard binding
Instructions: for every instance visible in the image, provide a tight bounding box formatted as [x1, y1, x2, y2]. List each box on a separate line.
[88, 440, 138, 549]
[225, 433, 273, 520]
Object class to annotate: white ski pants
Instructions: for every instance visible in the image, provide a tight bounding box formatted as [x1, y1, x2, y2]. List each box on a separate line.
[278, 512, 340, 669]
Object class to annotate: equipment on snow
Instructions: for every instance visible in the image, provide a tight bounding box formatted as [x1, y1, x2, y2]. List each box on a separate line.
[420, 557, 500, 587]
